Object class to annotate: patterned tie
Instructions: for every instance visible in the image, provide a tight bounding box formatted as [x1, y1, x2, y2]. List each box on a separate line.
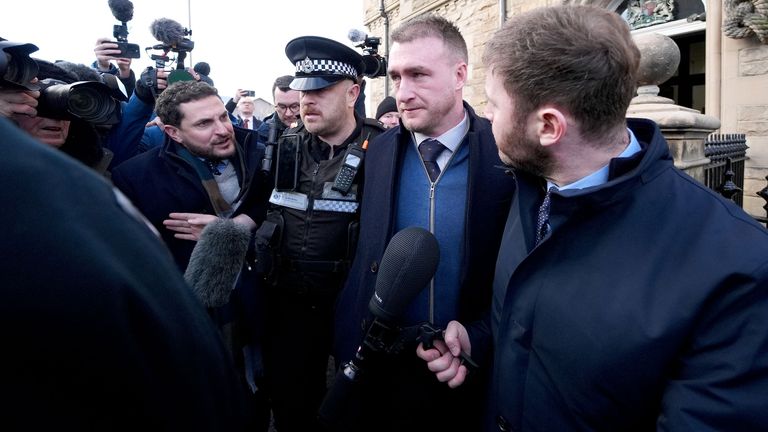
[205, 159, 224, 176]
[243, 118, 250, 129]
[535, 187, 555, 245]
[418, 138, 446, 182]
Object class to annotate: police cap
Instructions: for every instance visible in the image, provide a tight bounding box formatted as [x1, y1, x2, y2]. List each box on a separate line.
[285, 36, 364, 91]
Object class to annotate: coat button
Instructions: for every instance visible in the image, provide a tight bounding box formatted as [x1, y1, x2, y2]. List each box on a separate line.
[369, 261, 378, 273]
[497, 415, 509, 431]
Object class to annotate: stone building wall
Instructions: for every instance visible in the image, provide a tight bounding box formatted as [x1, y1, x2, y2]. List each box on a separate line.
[722, 41, 768, 215]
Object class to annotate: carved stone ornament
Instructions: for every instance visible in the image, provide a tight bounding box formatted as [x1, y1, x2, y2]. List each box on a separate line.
[625, 0, 675, 29]
[723, 0, 768, 44]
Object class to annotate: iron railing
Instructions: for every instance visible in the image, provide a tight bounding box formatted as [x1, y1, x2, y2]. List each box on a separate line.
[703, 133, 748, 207]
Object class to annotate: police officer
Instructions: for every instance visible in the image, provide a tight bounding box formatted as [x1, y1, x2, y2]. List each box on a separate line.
[256, 36, 384, 431]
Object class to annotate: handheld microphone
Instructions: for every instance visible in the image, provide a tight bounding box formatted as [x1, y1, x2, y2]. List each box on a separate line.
[108, 0, 134, 23]
[347, 29, 367, 44]
[318, 226, 439, 428]
[367, 227, 439, 322]
[184, 218, 252, 308]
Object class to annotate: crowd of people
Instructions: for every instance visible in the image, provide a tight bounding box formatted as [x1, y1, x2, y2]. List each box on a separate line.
[2, 4, 768, 432]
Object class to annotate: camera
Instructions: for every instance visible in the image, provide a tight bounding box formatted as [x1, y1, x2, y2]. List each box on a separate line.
[108, 0, 141, 59]
[114, 42, 141, 59]
[0, 41, 40, 90]
[348, 30, 387, 78]
[36, 74, 128, 125]
[360, 37, 387, 78]
[113, 24, 141, 59]
[244, 90, 255, 97]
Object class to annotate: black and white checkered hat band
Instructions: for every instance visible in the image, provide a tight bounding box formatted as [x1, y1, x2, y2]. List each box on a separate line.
[295, 58, 357, 77]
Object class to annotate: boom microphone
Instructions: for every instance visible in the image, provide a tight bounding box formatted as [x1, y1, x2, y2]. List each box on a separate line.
[150, 18, 187, 46]
[347, 29, 367, 44]
[183, 218, 252, 308]
[318, 226, 439, 429]
[108, 0, 134, 23]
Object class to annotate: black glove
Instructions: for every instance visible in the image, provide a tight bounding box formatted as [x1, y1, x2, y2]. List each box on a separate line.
[134, 67, 158, 105]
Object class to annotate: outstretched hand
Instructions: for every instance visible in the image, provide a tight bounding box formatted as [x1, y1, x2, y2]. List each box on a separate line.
[163, 213, 219, 241]
[163, 213, 256, 241]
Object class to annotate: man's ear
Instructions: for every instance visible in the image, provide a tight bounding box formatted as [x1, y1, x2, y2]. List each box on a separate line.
[163, 125, 182, 144]
[347, 82, 361, 108]
[535, 107, 567, 147]
[454, 61, 468, 90]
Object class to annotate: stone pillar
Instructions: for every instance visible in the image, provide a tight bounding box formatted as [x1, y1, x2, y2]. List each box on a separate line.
[627, 32, 720, 182]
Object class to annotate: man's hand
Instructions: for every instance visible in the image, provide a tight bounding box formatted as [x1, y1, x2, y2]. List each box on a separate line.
[135, 67, 169, 104]
[155, 68, 170, 91]
[164, 213, 256, 241]
[94, 38, 121, 71]
[0, 88, 39, 118]
[94, 38, 132, 78]
[116, 57, 133, 78]
[233, 89, 245, 103]
[416, 320, 472, 388]
[164, 213, 219, 241]
[145, 116, 164, 129]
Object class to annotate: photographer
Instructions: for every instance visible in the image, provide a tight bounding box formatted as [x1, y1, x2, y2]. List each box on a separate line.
[1, 57, 114, 175]
[233, 96, 260, 130]
[92, 37, 136, 96]
[103, 66, 170, 168]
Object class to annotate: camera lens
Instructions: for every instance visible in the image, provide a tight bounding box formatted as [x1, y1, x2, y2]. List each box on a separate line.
[68, 86, 113, 122]
[37, 80, 120, 124]
[2, 52, 38, 86]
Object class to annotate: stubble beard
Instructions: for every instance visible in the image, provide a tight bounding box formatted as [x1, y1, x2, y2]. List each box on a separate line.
[499, 124, 553, 178]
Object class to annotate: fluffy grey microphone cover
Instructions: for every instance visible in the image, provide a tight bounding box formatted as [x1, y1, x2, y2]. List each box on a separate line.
[184, 218, 252, 308]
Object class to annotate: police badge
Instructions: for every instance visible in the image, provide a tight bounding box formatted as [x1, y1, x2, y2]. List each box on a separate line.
[300, 56, 314, 73]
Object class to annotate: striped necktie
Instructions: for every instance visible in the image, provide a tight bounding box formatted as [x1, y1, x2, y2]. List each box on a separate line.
[418, 138, 446, 182]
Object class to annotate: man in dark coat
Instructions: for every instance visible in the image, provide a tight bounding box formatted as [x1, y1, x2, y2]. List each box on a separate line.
[332, 14, 514, 431]
[112, 80, 266, 270]
[253, 75, 300, 143]
[0, 116, 246, 430]
[111, 80, 270, 430]
[419, 6, 768, 431]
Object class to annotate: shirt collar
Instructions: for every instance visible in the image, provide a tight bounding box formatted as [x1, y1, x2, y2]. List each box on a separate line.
[549, 128, 641, 191]
[413, 109, 469, 154]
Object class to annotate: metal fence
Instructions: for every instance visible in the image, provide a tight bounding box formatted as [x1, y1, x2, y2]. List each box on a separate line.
[703, 133, 748, 207]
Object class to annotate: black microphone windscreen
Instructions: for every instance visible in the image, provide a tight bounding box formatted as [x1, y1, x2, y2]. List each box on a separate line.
[368, 227, 439, 323]
[184, 218, 251, 308]
[150, 18, 186, 46]
[348, 29, 367, 43]
[108, 0, 134, 22]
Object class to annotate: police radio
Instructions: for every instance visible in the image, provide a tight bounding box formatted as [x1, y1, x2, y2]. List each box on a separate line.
[332, 137, 367, 195]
